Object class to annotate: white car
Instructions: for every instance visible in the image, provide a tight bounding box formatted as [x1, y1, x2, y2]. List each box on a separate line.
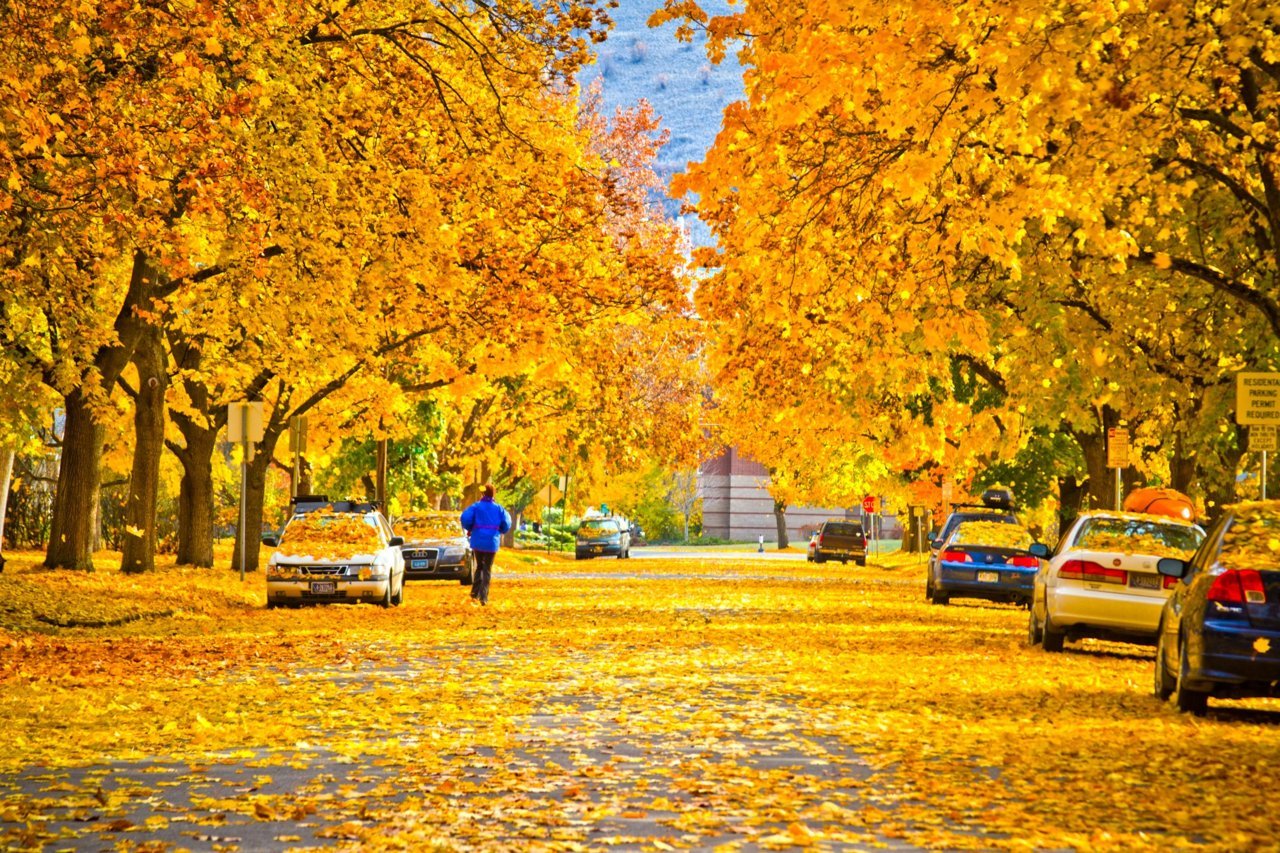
[264, 500, 406, 609]
[1028, 511, 1204, 651]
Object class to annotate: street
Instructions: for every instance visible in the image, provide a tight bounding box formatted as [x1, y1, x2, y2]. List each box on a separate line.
[1, 549, 1278, 851]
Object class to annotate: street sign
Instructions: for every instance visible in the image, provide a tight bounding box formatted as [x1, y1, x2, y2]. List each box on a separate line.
[862, 496, 877, 514]
[1251, 425, 1278, 452]
[1106, 428, 1129, 468]
[288, 415, 308, 453]
[226, 402, 264, 443]
[1236, 372, 1280, 425]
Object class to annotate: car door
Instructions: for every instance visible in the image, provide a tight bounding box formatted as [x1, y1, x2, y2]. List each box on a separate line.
[1162, 516, 1226, 669]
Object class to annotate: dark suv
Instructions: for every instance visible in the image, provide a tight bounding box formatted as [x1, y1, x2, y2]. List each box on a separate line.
[810, 520, 867, 565]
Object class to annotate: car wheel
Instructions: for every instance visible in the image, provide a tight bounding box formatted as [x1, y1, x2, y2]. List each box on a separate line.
[855, 557, 866, 567]
[1153, 623, 1175, 700]
[391, 576, 404, 606]
[460, 555, 474, 586]
[1027, 607, 1042, 646]
[380, 581, 392, 608]
[1041, 610, 1065, 652]
[814, 554, 826, 564]
[266, 598, 279, 610]
[1174, 636, 1209, 715]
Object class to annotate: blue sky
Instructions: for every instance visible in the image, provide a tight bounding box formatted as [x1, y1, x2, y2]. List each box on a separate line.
[578, 0, 744, 243]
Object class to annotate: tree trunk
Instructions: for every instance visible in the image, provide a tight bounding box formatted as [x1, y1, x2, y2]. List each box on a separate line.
[773, 500, 789, 549]
[45, 251, 158, 570]
[45, 389, 108, 570]
[904, 507, 924, 553]
[1170, 431, 1197, 495]
[1058, 474, 1087, 536]
[121, 327, 168, 573]
[0, 446, 13, 550]
[173, 423, 217, 567]
[232, 440, 271, 574]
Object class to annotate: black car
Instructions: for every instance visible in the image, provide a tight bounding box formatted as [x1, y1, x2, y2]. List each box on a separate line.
[395, 511, 474, 585]
[1153, 500, 1280, 714]
[575, 518, 631, 560]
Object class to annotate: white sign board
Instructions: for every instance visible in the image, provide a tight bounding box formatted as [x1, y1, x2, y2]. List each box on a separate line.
[1107, 428, 1129, 468]
[226, 402, 264, 443]
[1251, 426, 1278, 452]
[1237, 373, 1280, 425]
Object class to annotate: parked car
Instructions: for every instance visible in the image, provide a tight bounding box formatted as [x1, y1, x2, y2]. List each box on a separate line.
[396, 511, 473, 585]
[1029, 511, 1204, 652]
[928, 487, 1022, 587]
[811, 519, 867, 565]
[264, 498, 405, 609]
[927, 519, 1048, 606]
[1153, 500, 1280, 714]
[575, 518, 631, 560]
[806, 532, 819, 562]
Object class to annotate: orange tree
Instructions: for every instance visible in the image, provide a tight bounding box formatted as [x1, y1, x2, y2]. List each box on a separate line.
[653, 0, 1280, 513]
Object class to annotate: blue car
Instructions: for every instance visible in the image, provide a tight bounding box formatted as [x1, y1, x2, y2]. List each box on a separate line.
[1154, 500, 1280, 714]
[927, 519, 1049, 606]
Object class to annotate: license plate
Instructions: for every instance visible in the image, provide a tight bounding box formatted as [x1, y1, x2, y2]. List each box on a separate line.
[411, 559, 429, 569]
[310, 581, 336, 595]
[1130, 573, 1161, 590]
[593, 546, 603, 553]
[977, 571, 999, 583]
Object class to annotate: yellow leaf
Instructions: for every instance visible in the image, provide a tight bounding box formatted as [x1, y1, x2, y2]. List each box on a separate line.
[204, 36, 223, 56]
[1153, 252, 1172, 269]
[71, 35, 92, 57]
[1255, 638, 1272, 655]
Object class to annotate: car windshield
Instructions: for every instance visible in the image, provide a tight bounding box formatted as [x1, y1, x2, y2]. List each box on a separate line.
[1219, 503, 1280, 571]
[278, 513, 383, 557]
[1072, 516, 1203, 558]
[579, 521, 618, 535]
[823, 523, 863, 536]
[397, 514, 461, 540]
[950, 520, 1033, 550]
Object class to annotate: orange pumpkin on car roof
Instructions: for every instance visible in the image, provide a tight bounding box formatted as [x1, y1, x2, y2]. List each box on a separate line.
[1122, 487, 1198, 522]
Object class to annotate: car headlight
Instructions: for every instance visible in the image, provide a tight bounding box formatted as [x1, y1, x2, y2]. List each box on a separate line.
[353, 563, 386, 581]
[441, 546, 466, 560]
[607, 535, 621, 544]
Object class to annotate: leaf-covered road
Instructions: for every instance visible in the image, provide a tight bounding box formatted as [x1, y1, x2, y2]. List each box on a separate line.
[1, 550, 1278, 851]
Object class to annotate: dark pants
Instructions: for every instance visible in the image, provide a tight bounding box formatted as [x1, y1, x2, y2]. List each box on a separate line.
[472, 550, 496, 603]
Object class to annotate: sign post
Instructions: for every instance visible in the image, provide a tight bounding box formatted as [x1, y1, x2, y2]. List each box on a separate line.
[288, 415, 308, 499]
[1107, 428, 1129, 511]
[227, 402, 264, 582]
[1236, 373, 1280, 502]
[1251, 426, 1277, 500]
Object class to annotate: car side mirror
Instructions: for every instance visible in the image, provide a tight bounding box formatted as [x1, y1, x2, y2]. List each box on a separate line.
[1029, 543, 1049, 558]
[262, 535, 279, 548]
[929, 539, 941, 550]
[1157, 557, 1188, 579]
[389, 536, 404, 547]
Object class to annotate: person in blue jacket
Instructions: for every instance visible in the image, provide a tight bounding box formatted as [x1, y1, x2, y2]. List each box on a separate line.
[460, 483, 511, 606]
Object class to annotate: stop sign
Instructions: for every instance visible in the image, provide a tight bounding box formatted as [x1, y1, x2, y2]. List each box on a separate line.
[862, 496, 877, 514]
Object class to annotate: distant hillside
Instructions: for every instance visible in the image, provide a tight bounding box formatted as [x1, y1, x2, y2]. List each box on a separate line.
[578, 0, 743, 242]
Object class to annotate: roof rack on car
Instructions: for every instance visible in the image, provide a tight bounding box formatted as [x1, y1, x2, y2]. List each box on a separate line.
[290, 495, 381, 514]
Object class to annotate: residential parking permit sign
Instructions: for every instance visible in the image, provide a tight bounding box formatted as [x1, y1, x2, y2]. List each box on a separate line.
[1236, 372, 1280, 425]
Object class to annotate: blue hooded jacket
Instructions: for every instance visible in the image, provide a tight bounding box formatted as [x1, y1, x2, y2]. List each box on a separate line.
[460, 497, 511, 553]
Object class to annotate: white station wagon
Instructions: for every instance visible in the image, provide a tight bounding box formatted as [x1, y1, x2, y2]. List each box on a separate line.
[264, 499, 406, 609]
[1028, 511, 1204, 651]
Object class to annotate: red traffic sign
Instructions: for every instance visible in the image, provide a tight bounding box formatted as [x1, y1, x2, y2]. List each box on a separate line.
[862, 496, 877, 514]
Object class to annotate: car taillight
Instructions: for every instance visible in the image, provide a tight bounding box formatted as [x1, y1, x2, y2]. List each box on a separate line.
[941, 549, 970, 563]
[1009, 555, 1040, 568]
[817, 534, 824, 545]
[1162, 574, 1180, 589]
[1207, 569, 1268, 604]
[1059, 559, 1127, 584]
